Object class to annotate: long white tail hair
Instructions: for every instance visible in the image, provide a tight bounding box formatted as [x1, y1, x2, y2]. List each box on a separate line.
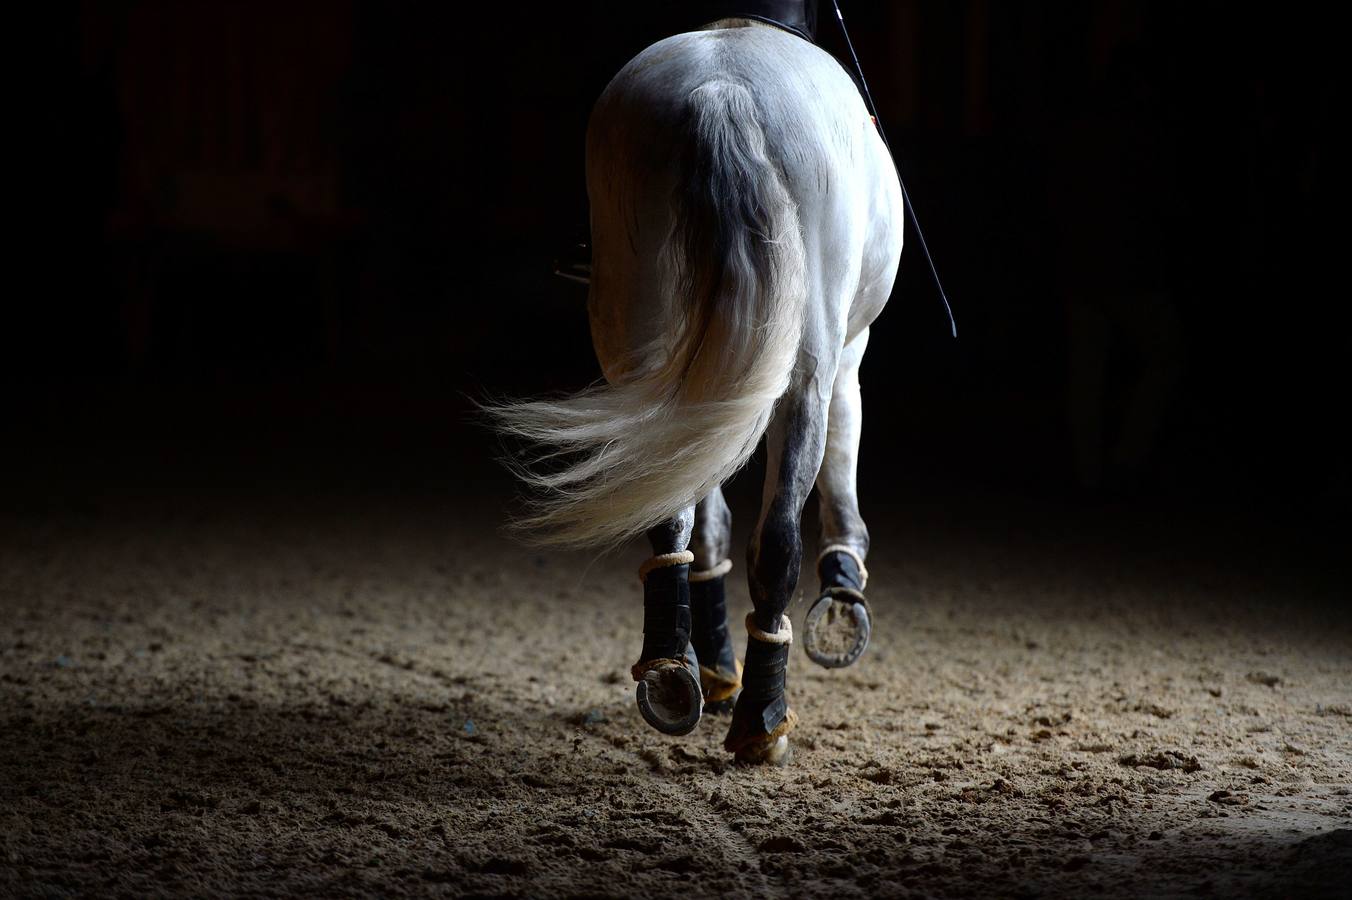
[488, 80, 806, 549]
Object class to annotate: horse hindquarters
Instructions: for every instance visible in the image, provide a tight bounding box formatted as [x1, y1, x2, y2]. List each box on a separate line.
[492, 23, 901, 756]
[713, 31, 904, 759]
[585, 68, 813, 735]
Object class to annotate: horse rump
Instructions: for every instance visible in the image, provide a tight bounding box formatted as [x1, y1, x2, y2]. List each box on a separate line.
[486, 78, 807, 549]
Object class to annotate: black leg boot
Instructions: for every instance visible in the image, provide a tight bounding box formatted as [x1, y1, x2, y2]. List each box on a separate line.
[724, 614, 797, 764]
[632, 552, 703, 736]
[689, 561, 741, 712]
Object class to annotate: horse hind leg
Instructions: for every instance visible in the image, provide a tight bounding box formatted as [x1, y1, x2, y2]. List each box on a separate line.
[632, 507, 704, 736]
[725, 387, 831, 764]
[803, 329, 873, 669]
[689, 487, 741, 712]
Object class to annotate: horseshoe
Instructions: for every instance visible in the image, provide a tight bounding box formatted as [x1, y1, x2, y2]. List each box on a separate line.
[802, 588, 871, 669]
[634, 650, 703, 736]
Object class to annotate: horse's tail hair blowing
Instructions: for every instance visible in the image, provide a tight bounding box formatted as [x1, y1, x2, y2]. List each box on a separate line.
[488, 80, 806, 549]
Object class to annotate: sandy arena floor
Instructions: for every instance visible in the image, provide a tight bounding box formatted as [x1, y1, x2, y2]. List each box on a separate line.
[2, 489, 1349, 898]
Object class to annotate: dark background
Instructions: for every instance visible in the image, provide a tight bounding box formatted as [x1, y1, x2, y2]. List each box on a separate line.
[9, 1, 1346, 549]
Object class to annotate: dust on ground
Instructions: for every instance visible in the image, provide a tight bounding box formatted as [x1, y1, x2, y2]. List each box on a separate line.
[2, 495, 1349, 898]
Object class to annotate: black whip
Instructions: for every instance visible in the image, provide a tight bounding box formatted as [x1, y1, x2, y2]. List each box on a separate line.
[830, 0, 957, 338]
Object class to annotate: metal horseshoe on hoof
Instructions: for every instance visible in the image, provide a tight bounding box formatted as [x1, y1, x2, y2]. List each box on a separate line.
[802, 589, 871, 669]
[634, 652, 704, 736]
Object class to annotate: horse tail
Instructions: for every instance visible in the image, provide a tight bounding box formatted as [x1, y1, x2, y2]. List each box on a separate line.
[489, 79, 806, 549]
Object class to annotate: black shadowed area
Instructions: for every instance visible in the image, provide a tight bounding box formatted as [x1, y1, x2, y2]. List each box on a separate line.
[4, 2, 1346, 897]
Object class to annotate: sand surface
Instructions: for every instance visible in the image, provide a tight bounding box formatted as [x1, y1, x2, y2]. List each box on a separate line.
[2, 494, 1349, 898]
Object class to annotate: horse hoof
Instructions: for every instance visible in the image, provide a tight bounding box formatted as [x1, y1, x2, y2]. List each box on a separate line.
[635, 660, 703, 735]
[802, 593, 871, 668]
[735, 734, 793, 766]
[726, 705, 798, 764]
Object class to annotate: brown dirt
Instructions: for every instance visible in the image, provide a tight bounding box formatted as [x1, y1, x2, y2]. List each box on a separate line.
[2, 497, 1349, 898]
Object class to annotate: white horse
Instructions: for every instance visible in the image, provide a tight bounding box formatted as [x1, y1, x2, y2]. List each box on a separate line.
[491, 17, 903, 763]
